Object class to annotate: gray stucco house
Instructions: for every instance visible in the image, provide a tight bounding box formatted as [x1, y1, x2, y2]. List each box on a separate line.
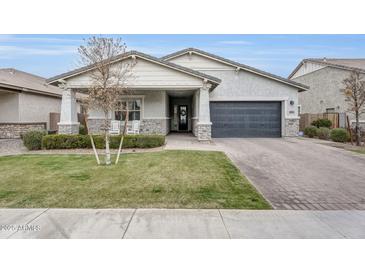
[289, 58, 365, 126]
[47, 48, 307, 140]
[0, 68, 64, 138]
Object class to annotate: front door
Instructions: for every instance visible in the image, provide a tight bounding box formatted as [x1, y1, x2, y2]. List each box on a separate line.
[178, 105, 188, 131]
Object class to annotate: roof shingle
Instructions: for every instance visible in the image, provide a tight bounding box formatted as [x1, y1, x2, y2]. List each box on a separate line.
[0, 68, 63, 97]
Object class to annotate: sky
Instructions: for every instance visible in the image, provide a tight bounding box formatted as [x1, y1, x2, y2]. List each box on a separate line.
[1, 34, 365, 78]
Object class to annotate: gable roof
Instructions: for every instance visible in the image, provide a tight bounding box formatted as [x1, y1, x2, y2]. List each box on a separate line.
[47, 50, 221, 86]
[162, 48, 308, 91]
[0, 68, 63, 97]
[289, 58, 365, 79]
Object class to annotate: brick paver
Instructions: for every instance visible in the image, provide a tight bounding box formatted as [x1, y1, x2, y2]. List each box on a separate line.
[215, 138, 365, 210]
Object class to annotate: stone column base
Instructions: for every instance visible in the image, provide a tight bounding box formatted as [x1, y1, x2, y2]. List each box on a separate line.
[197, 123, 212, 141]
[58, 123, 80, 134]
[284, 118, 299, 137]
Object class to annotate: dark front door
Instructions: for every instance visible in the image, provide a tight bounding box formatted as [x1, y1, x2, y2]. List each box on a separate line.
[178, 105, 188, 131]
[210, 101, 282, 138]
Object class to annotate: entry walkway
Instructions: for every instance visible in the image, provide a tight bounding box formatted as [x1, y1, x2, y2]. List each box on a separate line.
[1, 209, 364, 239]
[165, 133, 221, 151]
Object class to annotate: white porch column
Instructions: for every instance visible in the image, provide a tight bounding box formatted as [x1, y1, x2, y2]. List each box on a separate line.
[197, 82, 212, 141]
[58, 87, 79, 134]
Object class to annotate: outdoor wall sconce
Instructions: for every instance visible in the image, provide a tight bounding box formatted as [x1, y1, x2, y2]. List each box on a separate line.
[290, 100, 295, 105]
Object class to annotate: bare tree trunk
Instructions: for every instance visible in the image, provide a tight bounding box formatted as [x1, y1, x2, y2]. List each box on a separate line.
[84, 112, 100, 165]
[104, 112, 111, 165]
[115, 109, 129, 164]
[90, 135, 100, 165]
[355, 110, 361, 146]
[346, 115, 354, 146]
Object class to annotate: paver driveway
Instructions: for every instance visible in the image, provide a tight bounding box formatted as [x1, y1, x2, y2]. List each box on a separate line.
[215, 138, 365, 210]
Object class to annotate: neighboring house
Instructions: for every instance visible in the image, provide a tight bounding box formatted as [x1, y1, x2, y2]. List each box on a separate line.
[0, 68, 65, 138]
[47, 48, 307, 140]
[289, 58, 365, 126]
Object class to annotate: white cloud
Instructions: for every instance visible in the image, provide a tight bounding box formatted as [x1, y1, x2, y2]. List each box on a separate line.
[218, 40, 253, 45]
[0, 45, 78, 59]
[0, 35, 83, 44]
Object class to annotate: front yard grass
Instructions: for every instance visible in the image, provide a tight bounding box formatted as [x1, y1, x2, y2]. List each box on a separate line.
[0, 150, 270, 209]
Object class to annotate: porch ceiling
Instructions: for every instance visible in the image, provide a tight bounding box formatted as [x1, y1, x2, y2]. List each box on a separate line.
[166, 90, 195, 97]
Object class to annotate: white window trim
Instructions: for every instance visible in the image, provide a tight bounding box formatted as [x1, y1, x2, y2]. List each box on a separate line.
[115, 96, 144, 121]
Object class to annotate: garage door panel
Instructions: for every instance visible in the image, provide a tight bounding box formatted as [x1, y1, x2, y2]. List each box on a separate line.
[210, 101, 281, 138]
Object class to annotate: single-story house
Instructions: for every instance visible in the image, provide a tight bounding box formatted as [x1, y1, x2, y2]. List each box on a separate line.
[289, 58, 365, 127]
[0, 68, 65, 138]
[47, 48, 307, 140]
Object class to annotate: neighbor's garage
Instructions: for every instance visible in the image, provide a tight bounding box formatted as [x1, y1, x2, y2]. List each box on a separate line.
[210, 101, 282, 138]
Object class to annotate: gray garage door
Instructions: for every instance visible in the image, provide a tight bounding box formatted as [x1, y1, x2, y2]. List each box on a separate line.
[210, 101, 282, 138]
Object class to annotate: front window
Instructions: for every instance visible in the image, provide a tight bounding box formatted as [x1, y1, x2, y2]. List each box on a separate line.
[115, 99, 141, 121]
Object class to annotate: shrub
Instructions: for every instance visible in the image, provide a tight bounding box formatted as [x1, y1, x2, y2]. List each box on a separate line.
[311, 118, 332, 128]
[317, 127, 331, 140]
[42, 134, 165, 150]
[42, 134, 90, 149]
[304, 126, 318, 138]
[23, 130, 47, 150]
[330, 128, 349, 143]
[79, 124, 87, 135]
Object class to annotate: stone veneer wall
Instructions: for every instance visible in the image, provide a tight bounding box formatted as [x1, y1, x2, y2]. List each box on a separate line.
[0, 123, 47, 139]
[58, 124, 80, 135]
[284, 118, 299, 137]
[196, 123, 211, 141]
[139, 119, 167, 135]
[87, 119, 107, 134]
[87, 118, 167, 135]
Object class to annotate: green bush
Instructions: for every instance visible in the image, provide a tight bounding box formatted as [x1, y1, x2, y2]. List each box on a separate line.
[23, 130, 47, 150]
[42, 134, 165, 150]
[304, 126, 318, 138]
[311, 118, 332, 128]
[330, 128, 349, 143]
[317, 127, 331, 140]
[42, 134, 90, 149]
[79, 124, 87, 135]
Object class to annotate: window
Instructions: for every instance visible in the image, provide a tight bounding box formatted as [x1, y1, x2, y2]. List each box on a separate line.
[326, 108, 336, 113]
[115, 99, 141, 121]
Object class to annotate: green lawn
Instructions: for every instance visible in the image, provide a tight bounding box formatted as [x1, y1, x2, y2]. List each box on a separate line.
[349, 148, 365, 154]
[0, 151, 270, 209]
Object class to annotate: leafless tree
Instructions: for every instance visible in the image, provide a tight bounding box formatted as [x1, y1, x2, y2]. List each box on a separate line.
[342, 71, 365, 146]
[78, 36, 135, 165]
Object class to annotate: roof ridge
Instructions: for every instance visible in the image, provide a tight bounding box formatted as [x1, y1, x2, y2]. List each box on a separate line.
[162, 48, 308, 90]
[306, 57, 365, 60]
[289, 58, 365, 79]
[47, 50, 221, 84]
[0, 68, 46, 80]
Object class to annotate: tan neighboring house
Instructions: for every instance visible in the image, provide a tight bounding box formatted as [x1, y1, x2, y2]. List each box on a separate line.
[0, 68, 64, 138]
[47, 48, 307, 140]
[289, 58, 365, 127]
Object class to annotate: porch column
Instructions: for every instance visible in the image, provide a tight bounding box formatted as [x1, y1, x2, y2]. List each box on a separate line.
[58, 86, 79, 134]
[197, 83, 212, 141]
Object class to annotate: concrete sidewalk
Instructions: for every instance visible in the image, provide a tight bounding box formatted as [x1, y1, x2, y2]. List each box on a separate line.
[1, 209, 364, 239]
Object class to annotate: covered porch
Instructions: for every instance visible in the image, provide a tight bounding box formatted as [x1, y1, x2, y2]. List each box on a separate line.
[48, 51, 220, 141]
[57, 87, 212, 141]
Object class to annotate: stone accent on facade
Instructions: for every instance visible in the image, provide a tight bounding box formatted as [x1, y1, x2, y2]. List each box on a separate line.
[87, 119, 107, 134]
[284, 118, 299, 137]
[58, 123, 80, 135]
[139, 119, 167, 135]
[87, 118, 167, 135]
[196, 123, 212, 141]
[0, 123, 47, 139]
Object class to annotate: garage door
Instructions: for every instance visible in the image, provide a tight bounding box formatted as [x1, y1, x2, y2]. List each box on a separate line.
[210, 101, 282, 138]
